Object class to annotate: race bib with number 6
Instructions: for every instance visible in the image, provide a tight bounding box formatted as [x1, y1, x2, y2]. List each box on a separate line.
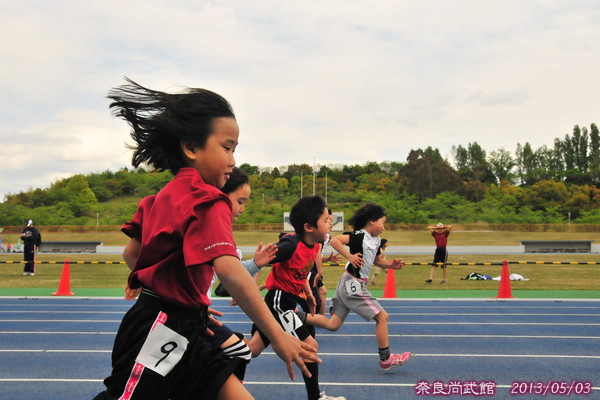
[345, 278, 362, 296]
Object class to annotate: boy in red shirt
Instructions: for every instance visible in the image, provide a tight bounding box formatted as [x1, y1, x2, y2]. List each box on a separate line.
[251, 195, 345, 400]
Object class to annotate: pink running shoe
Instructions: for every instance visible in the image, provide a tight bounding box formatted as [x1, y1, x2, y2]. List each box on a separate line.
[379, 352, 411, 371]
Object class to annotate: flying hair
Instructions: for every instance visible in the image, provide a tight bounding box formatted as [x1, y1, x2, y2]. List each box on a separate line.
[107, 77, 235, 175]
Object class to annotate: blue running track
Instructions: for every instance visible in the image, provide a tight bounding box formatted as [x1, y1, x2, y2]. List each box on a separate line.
[0, 297, 598, 400]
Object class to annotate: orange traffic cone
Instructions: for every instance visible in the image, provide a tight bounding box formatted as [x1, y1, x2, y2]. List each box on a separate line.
[496, 260, 513, 299]
[383, 269, 397, 298]
[53, 259, 74, 296]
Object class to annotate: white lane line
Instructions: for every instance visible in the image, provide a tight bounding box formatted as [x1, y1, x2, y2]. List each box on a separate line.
[0, 319, 121, 322]
[0, 349, 111, 353]
[318, 333, 600, 340]
[2, 331, 600, 340]
[200, 321, 600, 326]
[386, 313, 600, 316]
[0, 350, 598, 359]
[0, 331, 115, 334]
[10, 311, 598, 317]
[0, 311, 125, 314]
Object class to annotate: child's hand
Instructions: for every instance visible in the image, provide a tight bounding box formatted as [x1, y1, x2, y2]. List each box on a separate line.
[253, 242, 278, 267]
[205, 308, 224, 336]
[348, 253, 364, 268]
[270, 333, 321, 381]
[306, 294, 317, 315]
[208, 307, 223, 318]
[390, 258, 404, 270]
[328, 252, 341, 263]
[311, 272, 323, 287]
[124, 284, 141, 301]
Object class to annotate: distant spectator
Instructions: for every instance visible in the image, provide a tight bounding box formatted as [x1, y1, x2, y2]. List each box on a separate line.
[20, 220, 42, 276]
[426, 223, 452, 284]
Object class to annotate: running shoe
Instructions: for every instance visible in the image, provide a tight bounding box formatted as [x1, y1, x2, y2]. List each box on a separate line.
[380, 352, 411, 371]
[425, 279, 432, 283]
[440, 280, 446, 284]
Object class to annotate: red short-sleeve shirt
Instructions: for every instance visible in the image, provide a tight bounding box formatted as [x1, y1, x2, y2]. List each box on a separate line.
[265, 234, 318, 296]
[432, 230, 450, 248]
[122, 168, 238, 307]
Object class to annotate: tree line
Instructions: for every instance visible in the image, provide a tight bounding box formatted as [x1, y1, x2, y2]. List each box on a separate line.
[1, 123, 599, 226]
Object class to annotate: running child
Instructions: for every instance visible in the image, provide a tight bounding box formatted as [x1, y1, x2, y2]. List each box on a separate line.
[299, 203, 411, 371]
[122, 167, 274, 379]
[94, 78, 318, 400]
[250, 195, 346, 400]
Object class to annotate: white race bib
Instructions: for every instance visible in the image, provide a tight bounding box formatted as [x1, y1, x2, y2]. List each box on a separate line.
[278, 309, 303, 334]
[345, 278, 362, 296]
[136, 323, 189, 377]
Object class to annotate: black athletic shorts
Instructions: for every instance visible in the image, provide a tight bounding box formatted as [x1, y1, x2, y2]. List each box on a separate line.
[433, 247, 448, 268]
[93, 290, 242, 400]
[252, 289, 315, 346]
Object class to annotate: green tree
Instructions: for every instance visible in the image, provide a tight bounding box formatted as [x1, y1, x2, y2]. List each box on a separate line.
[588, 123, 600, 184]
[400, 149, 462, 201]
[66, 174, 97, 217]
[522, 180, 569, 213]
[487, 148, 515, 184]
[515, 142, 537, 185]
[239, 163, 260, 176]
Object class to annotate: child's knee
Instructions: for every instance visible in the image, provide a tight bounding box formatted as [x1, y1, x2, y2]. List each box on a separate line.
[375, 310, 389, 324]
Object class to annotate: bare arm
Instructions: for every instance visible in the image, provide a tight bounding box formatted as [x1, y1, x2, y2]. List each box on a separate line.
[122, 238, 142, 301]
[375, 254, 404, 270]
[330, 234, 363, 267]
[303, 279, 317, 315]
[312, 243, 324, 286]
[122, 238, 141, 271]
[214, 255, 320, 380]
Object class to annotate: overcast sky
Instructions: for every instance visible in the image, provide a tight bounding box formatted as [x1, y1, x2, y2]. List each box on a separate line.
[1, 1, 599, 201]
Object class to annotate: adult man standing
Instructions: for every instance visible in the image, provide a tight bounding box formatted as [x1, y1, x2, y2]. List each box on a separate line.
[426, 223, 452, 284]
[21, 220, 41, 276]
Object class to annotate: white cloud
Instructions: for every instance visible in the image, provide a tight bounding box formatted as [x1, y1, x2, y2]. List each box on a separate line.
[1, 0, 599, 200]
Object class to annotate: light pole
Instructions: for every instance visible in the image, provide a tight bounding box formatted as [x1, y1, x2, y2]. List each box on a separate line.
[325, 170, 328, 204]
[312, 157, 316, 196]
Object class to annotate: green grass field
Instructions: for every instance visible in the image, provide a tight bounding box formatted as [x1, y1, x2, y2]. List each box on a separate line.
[1, 230, 599, 297]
